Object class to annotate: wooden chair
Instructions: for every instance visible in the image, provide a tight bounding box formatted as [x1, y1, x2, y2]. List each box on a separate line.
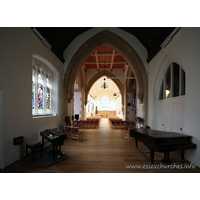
[94, 120, 99, 128]
[71, 127, 82, 141]
[77, 121, 81, 128]
[74, 120, 78, 127]
[26, 140, 42, 161]
[112, 121, 118, 128]
[123, 121, 128, 128]
[65, 126, 72, 138]
[125, 126, 136, 142]
[59, 124, 64, 132]
[91, 120, 95, 128]
[116, 121, 121, 128]
[82, 120, 87, 128]
[86, 120, 91, 128]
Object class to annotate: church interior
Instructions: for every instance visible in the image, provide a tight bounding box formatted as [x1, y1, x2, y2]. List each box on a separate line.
[1, 26, 200, 177]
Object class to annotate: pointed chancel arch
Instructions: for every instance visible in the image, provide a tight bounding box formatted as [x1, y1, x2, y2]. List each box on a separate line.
[85, 70, 124, 106]
[64, 30, 148, 125]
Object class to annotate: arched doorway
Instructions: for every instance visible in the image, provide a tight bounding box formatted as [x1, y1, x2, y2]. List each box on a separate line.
[63, 30, 148, 125]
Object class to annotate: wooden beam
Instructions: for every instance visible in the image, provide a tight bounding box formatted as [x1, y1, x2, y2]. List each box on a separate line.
[95, 51, 99, 69]
[110, 50, 115, 70]
[90, 53, 120, 56]
[123, 63, 128, 71]
[84, 62, 126, 64]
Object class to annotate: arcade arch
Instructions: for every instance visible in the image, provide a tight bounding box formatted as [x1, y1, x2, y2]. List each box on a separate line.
[85, 70, 124, 106]
[63, 30, 148, 125]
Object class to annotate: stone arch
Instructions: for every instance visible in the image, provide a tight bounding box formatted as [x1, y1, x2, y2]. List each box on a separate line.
[126, 66, 136, 92]
[85, 70, 124, 106]
[64, 30, 148, 125]
[74, 68, 84, 92]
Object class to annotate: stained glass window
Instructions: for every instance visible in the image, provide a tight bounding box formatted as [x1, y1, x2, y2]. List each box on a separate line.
[38, 68, 44, 114]
[46, 72, 52, 113]
[32, 68, 36, 113]
[32, 61, 53, 115]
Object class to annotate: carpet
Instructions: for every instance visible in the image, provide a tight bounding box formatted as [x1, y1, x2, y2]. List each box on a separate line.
[22, 146, 67, 166]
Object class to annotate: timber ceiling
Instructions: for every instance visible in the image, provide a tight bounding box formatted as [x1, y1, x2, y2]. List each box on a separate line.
[89, 76, 120, 97]
[84, 46, 127, 70]
[32, 27, 176, 63]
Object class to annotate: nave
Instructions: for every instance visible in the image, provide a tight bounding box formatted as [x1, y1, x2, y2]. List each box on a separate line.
[4, 119, 200, 173]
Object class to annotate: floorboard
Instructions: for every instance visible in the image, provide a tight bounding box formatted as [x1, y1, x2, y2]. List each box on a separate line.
[4, 118, 200, 173]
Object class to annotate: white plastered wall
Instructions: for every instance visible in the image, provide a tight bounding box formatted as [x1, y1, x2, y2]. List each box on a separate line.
[74, 92, 82, 119]
[0, 28, 64, 168]
[148, 27, 200, 167]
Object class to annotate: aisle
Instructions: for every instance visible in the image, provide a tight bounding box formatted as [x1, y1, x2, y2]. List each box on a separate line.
[98, 118, 111, 130]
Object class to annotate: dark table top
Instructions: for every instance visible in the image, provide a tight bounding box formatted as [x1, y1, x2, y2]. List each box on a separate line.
[129, 129, 191, 139]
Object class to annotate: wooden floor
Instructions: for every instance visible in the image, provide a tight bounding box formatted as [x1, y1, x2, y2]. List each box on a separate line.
[4, 118, 200, 173]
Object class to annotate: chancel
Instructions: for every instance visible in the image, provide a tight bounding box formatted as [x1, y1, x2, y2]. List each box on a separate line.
[1, 27, 200, 173]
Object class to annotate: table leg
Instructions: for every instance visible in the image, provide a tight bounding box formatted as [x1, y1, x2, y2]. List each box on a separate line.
[181, 150, 185, 161]
[31, 148, 34, 162]
[135, 140, 138, 149]
[150, 150, 154, 165]
[53, 144, 55, 161]
[162, 152, 171, 163]
[42, 137, 44, 149]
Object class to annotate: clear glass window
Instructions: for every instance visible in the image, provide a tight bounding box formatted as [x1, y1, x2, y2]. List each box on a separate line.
[181, 69, 186, 95]
[165, 66, 171, 99]
[159, 62, 186, 100]
[173, 63, 180, 97]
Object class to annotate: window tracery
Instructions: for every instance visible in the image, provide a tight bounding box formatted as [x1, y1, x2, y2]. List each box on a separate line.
[101, 95, 110, 110]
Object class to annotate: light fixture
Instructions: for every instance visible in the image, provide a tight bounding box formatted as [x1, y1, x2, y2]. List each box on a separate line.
[165, 89, 170, 98]
[101, 78, 108, 89]
[113, 92, 121, 96]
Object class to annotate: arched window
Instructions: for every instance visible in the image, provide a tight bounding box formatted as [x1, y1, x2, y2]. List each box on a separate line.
[32, 57, 56, 116]
[159, 62, 186, 100]
[101, 95, 110, 110]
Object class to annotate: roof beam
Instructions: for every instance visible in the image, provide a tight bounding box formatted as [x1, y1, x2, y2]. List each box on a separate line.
[82, 64, 86, 71]
[123, 63, 128, 71]
[110, 50, 115, 70]
[90, 53, 120, 56]
[95, 51, 99, 70]
[84, 62, 126, 64]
